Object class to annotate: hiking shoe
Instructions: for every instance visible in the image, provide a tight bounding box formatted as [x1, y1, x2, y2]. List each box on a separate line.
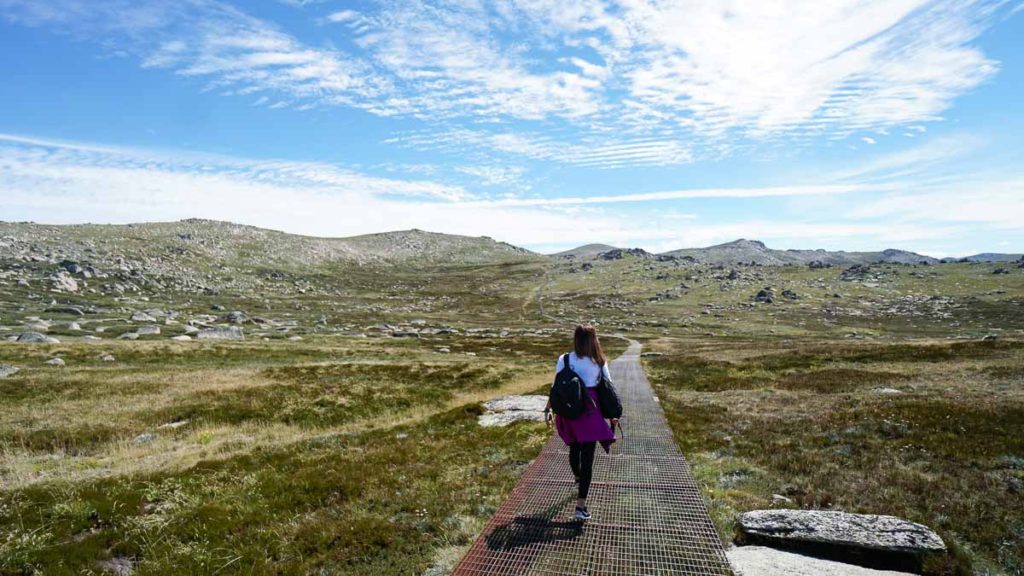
[574, 506, 591, 520]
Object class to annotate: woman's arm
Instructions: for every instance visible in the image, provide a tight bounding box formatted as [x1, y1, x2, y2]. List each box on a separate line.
[545, 356, 560, 425]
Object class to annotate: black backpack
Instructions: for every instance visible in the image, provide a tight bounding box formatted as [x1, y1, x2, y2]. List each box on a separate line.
[596, 371, 623, 420]
[549, 353, 586, 419]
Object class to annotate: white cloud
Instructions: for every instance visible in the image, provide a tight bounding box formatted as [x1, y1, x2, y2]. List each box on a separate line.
[325, 10, 358, 23]
[848, 179, 1024, 229]
[1, 133, 1018, 254]
[454, 165, 526, 187]
[831, 134, 984, 182]
[385, 128, 694, 169]
[0, 133, 470, 202]
[0, 0, 1009, 165]
[0, 134, 669, 248]
[464, 184, 877, 208]
[861, 137, 877, 145]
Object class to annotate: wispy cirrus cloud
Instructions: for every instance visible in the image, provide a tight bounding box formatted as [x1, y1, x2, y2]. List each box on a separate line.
[0, 0, 1012, 167]
[462, 184, 878, 208]
[0, 133, 470, 202]
[385, 128, 694, 169]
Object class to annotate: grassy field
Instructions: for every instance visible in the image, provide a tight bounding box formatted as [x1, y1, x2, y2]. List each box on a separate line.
[0, 333, 628, 575]
[644, 337, 1024, 575]
[2, 232, 1023, 575]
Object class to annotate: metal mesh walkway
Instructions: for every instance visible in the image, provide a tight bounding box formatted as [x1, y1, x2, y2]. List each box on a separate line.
[453, 342, 733, 575]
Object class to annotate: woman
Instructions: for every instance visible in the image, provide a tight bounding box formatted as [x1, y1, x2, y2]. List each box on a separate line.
[544, 324, 620, 520]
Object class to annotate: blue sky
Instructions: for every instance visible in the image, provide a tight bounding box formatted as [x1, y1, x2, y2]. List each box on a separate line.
[1, 0, 1022, 256]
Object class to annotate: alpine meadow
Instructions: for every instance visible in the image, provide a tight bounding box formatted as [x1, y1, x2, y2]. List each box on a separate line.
[2, 1, 1023, 576]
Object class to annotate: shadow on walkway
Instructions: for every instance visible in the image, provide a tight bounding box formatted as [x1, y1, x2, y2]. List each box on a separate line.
[486, 496, 582, 552]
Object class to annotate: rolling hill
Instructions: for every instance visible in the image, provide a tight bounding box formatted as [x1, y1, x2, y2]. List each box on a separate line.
[551, 243, 620, 258]
[659, 239, 939, 266]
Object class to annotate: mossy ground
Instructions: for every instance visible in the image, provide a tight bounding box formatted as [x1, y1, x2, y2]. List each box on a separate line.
[645, 338, 1024, 575]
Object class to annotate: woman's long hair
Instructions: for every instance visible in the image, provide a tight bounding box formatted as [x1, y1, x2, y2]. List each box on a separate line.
[573, 324, 607, 366]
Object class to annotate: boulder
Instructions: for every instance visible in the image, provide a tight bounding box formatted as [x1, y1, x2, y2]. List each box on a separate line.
[136, 325, 161, 335]
[0, 365, 19, 378]
[48, 271, 79, 292]
[118, 332, 140, 340]
[45, 305, 85, 316]
[754, 288, 775, 304]
[130, 311, 157, 322]
[45, 358, 66, 367]
[100, 354, 116, 362]
[197, 326, 245, 341]
[133, 432, 155, 444]
[96, 556, 134, 576]
[16, 331, 60, 344]
[735, 510, 945, 572]
[224, 311, 247, 324]
[170, 335, 192, 341]
[479, 395, 548, 427]
[728, 546, 915, 576]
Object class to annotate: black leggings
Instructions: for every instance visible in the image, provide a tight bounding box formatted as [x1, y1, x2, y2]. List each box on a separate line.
[569, 441, 597, 500]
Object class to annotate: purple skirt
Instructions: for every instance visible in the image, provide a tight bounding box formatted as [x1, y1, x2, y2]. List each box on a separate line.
[556, 388, 616, 452]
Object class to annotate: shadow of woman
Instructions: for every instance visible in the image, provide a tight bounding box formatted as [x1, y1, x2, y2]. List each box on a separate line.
[485, 495, 584, 552]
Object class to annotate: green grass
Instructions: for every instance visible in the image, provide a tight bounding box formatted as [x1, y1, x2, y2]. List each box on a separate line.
[2, 230, 1023, 574]
[0, 404, 548, 575]
[645, 338, 1024, 575]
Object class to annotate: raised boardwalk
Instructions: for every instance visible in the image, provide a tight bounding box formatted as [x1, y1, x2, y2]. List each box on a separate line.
[453, 342, 733, 575]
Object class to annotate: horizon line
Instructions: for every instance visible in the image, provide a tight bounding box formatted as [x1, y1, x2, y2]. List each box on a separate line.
[1, 217, 1019, 260]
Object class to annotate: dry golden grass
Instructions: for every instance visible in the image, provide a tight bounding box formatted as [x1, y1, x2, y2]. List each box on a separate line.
[1, 364, 550, 489]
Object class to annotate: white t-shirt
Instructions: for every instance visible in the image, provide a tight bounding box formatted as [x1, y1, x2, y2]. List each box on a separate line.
[555, 352, 611, 388]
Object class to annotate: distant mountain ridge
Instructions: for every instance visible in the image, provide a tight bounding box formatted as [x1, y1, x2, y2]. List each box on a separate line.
[660, 239, 939, 266]
[3, 220, 1014, 268]
[957, 253, 1024, 263]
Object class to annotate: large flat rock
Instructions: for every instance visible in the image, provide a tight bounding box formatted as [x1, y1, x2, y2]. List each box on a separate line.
[736, 510, 945, 572]
[729, 546, 916, 576]
[196, 326, 245, 341]
[478, 395, 547, 427]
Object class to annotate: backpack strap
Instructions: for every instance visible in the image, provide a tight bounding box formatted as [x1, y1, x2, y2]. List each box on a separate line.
[561, 353, 570, 373]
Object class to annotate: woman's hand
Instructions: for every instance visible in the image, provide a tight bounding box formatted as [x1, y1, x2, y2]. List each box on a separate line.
[610, 418, 619, 428]
[544, 409, 553, 426]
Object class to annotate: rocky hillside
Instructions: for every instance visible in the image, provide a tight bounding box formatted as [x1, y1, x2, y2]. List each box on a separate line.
[0, 220, 536, 266]
[960, 253, 1024, 262]
[661, 239, 939, 266]
[339, 228, 535, 263]
[0, 219, 541, 295]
